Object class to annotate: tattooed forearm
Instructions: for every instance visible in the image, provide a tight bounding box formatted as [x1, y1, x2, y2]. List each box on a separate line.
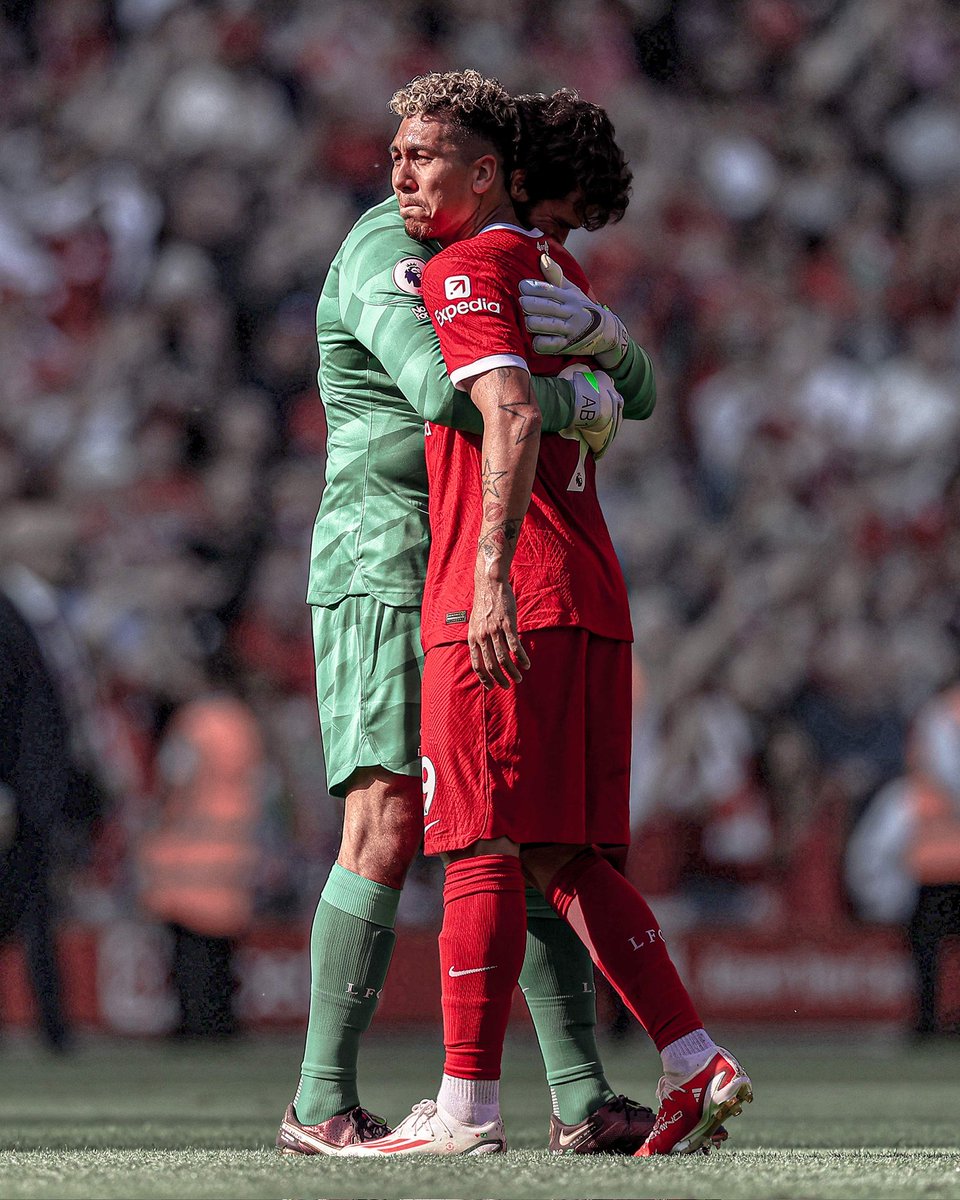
[478, 519, 521, 562]
[468, 365, 540, 587]
[488, 368, 537, 444]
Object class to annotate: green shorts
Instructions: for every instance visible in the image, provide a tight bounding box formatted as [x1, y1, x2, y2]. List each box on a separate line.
[312, 597, 423, 797]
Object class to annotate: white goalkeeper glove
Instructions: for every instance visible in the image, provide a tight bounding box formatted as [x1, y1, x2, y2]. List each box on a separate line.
[558, 363, 623, 460]
[520, 254, 630, 369]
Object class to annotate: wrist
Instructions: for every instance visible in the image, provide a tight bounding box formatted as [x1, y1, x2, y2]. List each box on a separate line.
[596, 346, 627, 370]
[476, 555, 511, 582]
[596, 314, 629, 369]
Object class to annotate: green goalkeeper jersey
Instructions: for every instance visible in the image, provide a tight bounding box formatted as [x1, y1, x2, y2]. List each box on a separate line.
[306, 196, 656, 608]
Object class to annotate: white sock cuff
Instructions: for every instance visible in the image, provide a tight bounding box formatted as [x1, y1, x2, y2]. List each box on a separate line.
[661, 1028, 717, 1078]
[669, 1029, 715, 1056]
[438, 1073, 500, 1124]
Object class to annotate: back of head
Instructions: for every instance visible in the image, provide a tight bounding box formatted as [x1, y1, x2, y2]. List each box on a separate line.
[514, 89, 632, 230]
[911, 687, 960, 805]
[389, 69, 518, 171]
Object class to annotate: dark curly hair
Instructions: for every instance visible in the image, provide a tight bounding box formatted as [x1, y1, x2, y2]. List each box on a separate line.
[389, 69, 519, 171]
[514, 89, 632, 230]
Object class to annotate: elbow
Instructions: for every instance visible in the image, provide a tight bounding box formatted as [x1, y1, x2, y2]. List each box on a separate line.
[626, 373, 656, 422]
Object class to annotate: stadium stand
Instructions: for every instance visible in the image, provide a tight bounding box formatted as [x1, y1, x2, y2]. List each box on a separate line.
[1, 0, 959, 1035]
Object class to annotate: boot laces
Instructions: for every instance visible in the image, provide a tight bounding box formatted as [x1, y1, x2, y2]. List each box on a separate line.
[402, 1099, 446, 1136]
[611, 1095, 655, 1126]
[355, 1107, 389, 1140]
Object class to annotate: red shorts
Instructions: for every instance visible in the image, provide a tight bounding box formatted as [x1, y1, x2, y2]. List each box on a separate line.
[420, 628, 632, 855]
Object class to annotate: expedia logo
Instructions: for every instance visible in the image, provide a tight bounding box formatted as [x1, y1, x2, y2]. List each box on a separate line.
[435, 297, 502, 326]
[444, 274, 471, 299]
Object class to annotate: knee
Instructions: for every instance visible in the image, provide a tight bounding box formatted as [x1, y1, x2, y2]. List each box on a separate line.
[338, 769, 424, 888]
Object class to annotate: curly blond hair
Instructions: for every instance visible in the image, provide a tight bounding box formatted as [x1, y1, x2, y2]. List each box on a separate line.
[389, 69, 518, 168]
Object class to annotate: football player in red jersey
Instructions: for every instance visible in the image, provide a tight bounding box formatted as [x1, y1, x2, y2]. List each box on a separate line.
[341, 71, 752, 1160]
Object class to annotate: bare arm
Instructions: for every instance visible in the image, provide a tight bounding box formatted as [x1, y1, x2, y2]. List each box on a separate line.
[464, 366, 542, 689]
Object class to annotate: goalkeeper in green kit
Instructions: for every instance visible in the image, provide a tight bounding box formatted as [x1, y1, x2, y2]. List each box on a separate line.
[276, 80, 661, 1156]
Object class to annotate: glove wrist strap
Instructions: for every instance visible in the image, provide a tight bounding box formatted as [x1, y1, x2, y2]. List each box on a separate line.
[596, 345, 628, 370]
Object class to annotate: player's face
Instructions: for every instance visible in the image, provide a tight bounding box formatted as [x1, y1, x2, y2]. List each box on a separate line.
[524, 191, 588, 245]
[390, 116, 491, 246]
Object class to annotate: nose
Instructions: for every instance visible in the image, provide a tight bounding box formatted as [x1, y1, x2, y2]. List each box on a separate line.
[392, 158, 416, 194]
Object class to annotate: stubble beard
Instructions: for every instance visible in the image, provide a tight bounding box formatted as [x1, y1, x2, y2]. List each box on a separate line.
[401, 214, 433, 243]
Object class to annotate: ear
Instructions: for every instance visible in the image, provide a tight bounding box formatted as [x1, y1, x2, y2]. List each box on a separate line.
[471, 153, 500, 195]
[510, 169, 528, 202]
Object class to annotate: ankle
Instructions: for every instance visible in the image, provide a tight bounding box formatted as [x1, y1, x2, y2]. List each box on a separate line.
[437, 1073, 500, 1125]
[660, 1028, 717, 1079]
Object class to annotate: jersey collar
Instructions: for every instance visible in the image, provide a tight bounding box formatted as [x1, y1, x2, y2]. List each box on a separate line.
[479, 222, 545, 238]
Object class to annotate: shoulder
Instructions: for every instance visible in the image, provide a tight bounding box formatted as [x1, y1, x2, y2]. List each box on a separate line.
[423, 238, 484, 277]
[340, 197, 435, 301]
[422, 229, 528, 293]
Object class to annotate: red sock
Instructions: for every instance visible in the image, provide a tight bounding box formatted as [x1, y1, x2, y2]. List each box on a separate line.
[545, 849, 702, 1051]
[439, 854, 527, 1080]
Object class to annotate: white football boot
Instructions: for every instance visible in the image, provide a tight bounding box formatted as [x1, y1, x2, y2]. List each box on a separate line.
[338, 1098, 506, 1156]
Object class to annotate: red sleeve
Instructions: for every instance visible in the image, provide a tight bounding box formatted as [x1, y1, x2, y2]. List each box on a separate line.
[421, 247, 530, 391]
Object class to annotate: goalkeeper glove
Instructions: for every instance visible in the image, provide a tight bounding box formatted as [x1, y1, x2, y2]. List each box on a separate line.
[519, 254, 630, 369]
[559, 363, 623, 459]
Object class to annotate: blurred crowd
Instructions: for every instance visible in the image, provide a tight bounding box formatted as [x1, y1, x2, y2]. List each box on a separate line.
[2, 0, 960, 939]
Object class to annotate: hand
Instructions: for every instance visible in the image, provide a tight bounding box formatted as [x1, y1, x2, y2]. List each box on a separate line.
[519, 254, 629, 368]
[469, 572, 530, 689]
[559, 363, 624, 459]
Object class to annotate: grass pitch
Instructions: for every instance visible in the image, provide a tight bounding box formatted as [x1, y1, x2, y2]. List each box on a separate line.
[1, 1026, 959, 1199]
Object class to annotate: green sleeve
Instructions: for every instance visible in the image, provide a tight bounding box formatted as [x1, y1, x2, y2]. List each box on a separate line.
[529, 375, 576, 433]
[341, 230, 576, 434]
[608, 338, 656, 421]
[352, 300, 575, 435]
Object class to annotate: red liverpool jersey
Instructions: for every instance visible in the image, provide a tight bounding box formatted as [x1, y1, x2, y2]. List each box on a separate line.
[419, 222, 633, 652]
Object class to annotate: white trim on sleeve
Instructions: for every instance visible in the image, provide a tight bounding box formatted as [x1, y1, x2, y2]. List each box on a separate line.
[450, 354, 529, 390]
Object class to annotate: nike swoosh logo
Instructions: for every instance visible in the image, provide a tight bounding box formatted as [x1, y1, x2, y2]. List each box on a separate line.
[578, 309, 604, 341]
[424, 820, 440, 832]
[448, 965, 497, 977]
[556, 1126, 589, 1148]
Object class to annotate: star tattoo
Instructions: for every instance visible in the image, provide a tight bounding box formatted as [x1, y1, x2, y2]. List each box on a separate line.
[481, 458, 508, 498]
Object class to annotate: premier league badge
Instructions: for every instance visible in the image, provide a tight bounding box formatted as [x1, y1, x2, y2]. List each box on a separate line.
[392, 257, 425, 295]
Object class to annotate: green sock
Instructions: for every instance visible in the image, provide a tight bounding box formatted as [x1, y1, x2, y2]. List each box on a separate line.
[520, 887, 616, 1125]
[294, 863, 400, 1123]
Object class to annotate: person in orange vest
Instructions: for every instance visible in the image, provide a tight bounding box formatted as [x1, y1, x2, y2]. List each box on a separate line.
[138, 651, 265, 1039]
[845, 685, 960, 1037]
[905, 687, 960, 1037]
